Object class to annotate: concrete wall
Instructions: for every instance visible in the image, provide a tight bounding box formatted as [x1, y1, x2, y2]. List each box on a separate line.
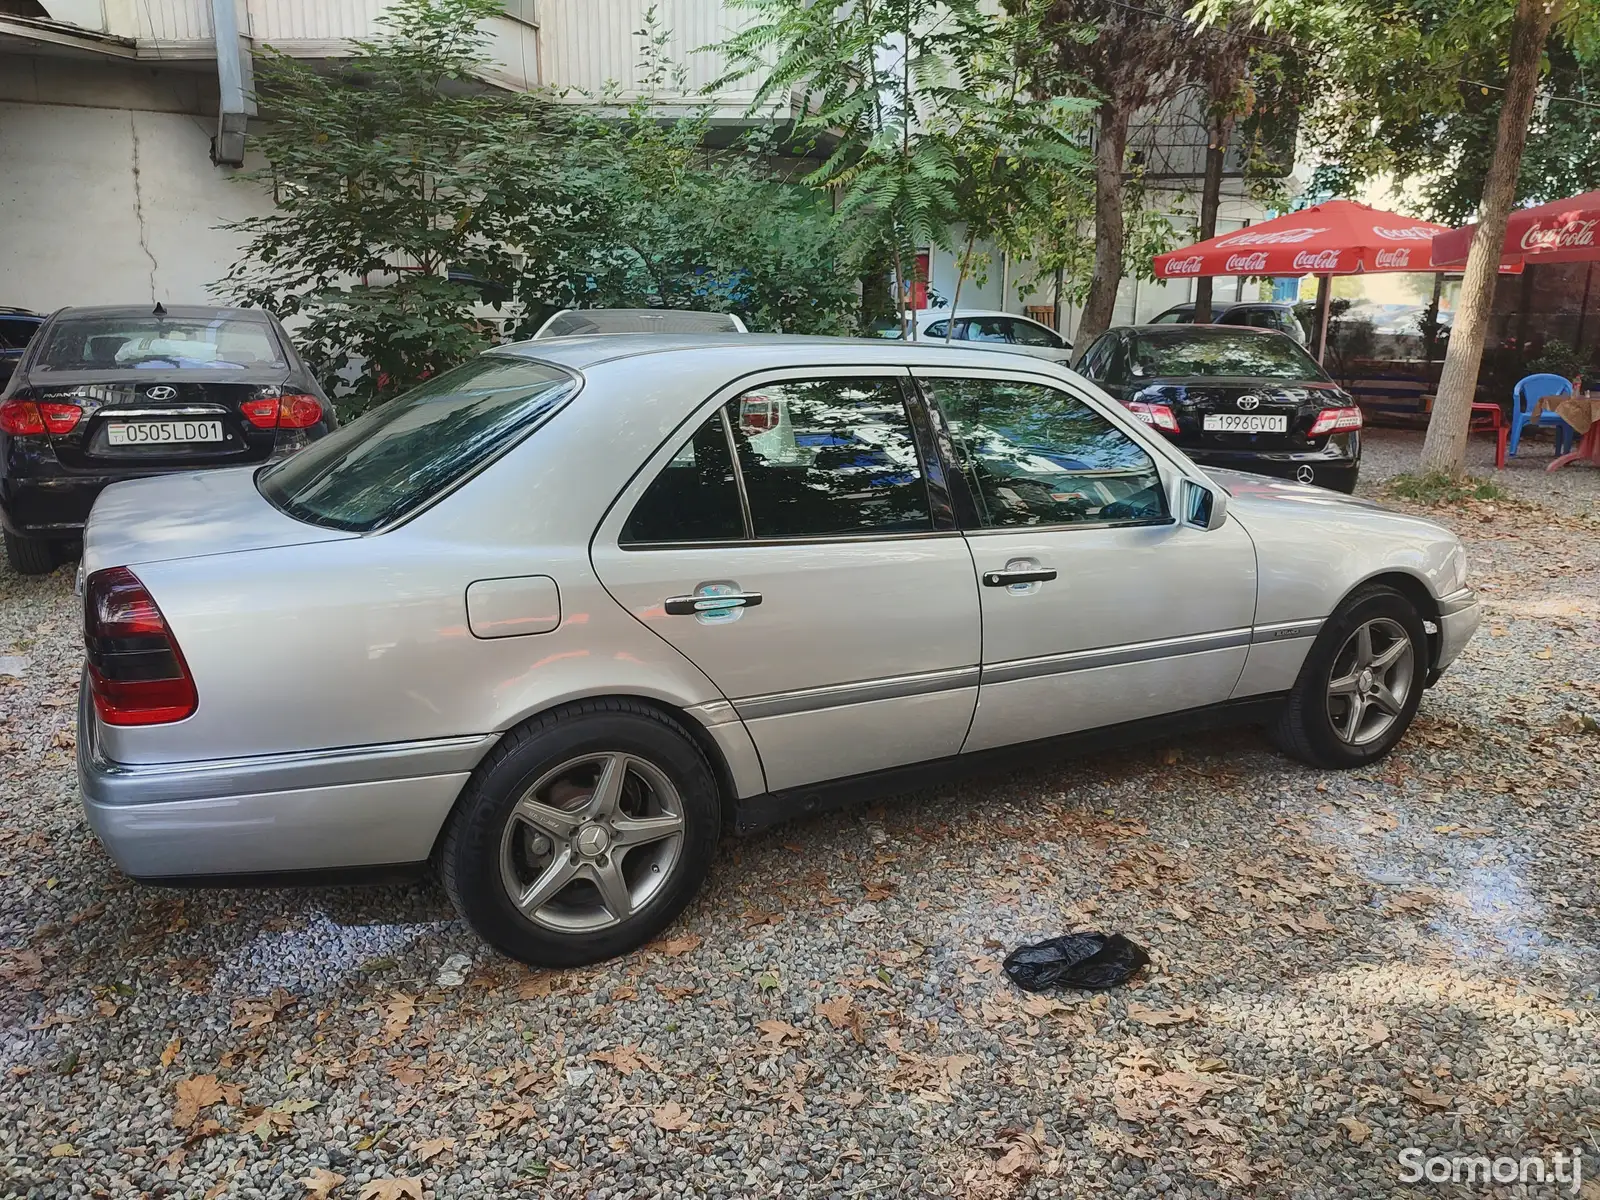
[0, 57, 274, 312]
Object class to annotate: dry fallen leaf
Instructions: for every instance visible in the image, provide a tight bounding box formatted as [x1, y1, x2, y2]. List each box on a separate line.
[379, 993, 416, 1040]
[415, 1137, 455, 1164]
[160, 1036, 182, 1069]
[299, 1167, 345, 1199]
[1337, 1116, 1371, 1144]
[1403, 1083, 1454, 1109]
[172, 1075, 236, 1128]
[815, 995, 854, 1030]
[863, 881, 896, 901]
[1126, 1003, 1200, 1027]
[48, 1142, 76, 1158]
[755, 1019, 805, 1048]
[652, 1101, 691, 1131]
[1365, 1020, 1390, 1047]
[358, 1178, 424, 1200]
[655, 933, 702, 957]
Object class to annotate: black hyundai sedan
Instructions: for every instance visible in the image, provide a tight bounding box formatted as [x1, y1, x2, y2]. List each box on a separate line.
[1073, 324, 1361, 493]
[0, 305, 335, 574]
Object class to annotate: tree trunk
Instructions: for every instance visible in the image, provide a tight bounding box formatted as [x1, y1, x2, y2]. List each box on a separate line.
[1077, 102, 1130, 345]
[1420, 0, 1559, 474]
[1192, 119, 1227, 324]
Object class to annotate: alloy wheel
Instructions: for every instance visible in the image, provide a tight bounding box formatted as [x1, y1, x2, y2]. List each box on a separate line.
[1325, 617, 1415, 746]
[498, 752, 685, 933]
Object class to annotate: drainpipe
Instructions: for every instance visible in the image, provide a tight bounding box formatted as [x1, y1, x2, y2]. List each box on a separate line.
[210, 0, 255, 166]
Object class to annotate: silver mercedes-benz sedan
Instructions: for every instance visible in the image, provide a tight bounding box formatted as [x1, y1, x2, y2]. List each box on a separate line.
[76, 335, 1480, 966]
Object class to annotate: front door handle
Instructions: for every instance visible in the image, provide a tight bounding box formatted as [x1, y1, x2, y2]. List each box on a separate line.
[664, 591, 763, 616]
[982, 568, 1057, 587]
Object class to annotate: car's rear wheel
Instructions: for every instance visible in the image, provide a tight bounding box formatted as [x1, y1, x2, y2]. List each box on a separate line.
[4, 529, 56, 575]
[439, 700, 719, 967]
[1270, 585, 1427, 768]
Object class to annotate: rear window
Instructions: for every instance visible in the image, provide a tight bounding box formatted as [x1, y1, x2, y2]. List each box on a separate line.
[257, 356, 576, 532]
[1129, 329, 1326, 380]
[36, 315, 285, 371]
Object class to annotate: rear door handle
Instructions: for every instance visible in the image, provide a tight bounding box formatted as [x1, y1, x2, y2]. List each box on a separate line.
[664, 591, 763, 616]
[982, 568, 1057, 587]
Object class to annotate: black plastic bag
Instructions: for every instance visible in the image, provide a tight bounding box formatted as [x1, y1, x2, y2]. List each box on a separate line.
[1002, 932, 1150, 992]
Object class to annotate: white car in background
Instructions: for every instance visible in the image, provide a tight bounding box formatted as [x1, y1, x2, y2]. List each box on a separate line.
[869, 309, 1073, 364]
[534, 309, 748, 338]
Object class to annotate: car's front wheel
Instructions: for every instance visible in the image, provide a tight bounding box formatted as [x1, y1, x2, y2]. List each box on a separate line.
[4, 529, 56, 575]
[439, 700, 720, 967]
[1271, 585, 1427, 768]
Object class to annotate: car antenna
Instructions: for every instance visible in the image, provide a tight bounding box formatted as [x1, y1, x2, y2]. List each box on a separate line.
[153, 302, 167, 316]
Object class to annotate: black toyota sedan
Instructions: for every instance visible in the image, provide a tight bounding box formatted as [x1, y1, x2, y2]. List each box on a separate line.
[0, 305, 335, 574]
[1074, 324, 1361, 493]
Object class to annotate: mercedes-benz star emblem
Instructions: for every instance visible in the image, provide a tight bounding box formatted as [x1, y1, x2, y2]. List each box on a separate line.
[1236, 394, 1261, 411]
[1296, 465, 1316, 483]
[146, 385, 178, 401]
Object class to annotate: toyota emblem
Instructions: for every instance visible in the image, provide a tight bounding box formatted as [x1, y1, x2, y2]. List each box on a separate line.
[146, 385, 178, 401]
[1236, 394, 1262, 411]
[1295, 465, 1316, 484]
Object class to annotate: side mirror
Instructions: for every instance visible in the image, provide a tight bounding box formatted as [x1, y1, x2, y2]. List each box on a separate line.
[1179, 476, 1229, 531]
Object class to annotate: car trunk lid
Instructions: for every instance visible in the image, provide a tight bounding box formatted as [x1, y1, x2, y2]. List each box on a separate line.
[82, 465, 356, 574]
[28, 370, 291, 469]
[1139, 377, 1347, 451]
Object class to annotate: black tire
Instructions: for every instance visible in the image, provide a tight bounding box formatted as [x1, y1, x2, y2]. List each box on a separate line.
[438, 699, 720, 967]
[4, 529, 56, 575]
[1270, 584, 1427, 769]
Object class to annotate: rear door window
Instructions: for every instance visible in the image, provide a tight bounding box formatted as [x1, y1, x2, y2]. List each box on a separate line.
[258, 355, 576, 532]
[1007, 319, 1060, 348]
[0, 318, 40, 351]
[726, 378, 932, 538]
[621, 414, 745, 544]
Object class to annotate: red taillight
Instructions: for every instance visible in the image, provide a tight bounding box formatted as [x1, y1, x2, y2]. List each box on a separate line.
[241, 394, 324, 430]
[83, 567, 197, 726]
[39, 402, 81, 434]
[1125, 401, 1179, 434]
[278, 394, 323, 429]
[1309, 406, 1363, 437]
[1, 398, 45, 436]
[2, 398, 83, 436]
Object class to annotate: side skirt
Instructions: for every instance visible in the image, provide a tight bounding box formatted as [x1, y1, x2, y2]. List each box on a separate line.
[731, 694, 1287, 836]
[129, 862, 430, 889]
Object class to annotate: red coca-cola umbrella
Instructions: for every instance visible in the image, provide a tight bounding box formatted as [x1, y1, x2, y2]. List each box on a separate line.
[1430, 190, 1600, 268]
[1152, 200, 1448, 280]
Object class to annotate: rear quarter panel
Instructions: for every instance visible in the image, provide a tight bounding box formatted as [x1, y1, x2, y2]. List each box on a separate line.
[94, 351, 755, 768]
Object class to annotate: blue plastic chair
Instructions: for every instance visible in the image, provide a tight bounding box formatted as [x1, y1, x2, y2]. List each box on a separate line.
[1509, 374, 1577, 457]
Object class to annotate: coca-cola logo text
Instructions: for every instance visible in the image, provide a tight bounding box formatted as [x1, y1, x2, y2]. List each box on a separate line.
[1520, 218, 1598, 253]
[1293, 249, 1341, 270]
[1224, 252, 1270, 272]
[1373, 226, 1436, 242]
[1216, 227, 1328, 247]
[1374, 248, 1412, 269]
[1165, 255, 1205, 276]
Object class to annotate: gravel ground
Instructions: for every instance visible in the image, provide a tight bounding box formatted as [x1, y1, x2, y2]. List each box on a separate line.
[2, 427, 1598, 1200]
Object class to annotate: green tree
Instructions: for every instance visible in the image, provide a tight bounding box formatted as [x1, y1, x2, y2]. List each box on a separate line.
[221, 0, 589, 415]
[716, 0, 1009, 338]
[555, 18, 862, 334]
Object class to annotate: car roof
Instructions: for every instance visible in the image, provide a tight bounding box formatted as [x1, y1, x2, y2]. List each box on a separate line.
[1114, 323, 1292, 338]
[913, 308, 1027, 320]
[50, 305, 274, 323]
[494, 332, 1073, 373]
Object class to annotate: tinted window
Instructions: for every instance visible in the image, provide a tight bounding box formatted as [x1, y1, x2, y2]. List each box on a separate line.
[36, 315, 284, 370]
[963, 317, 1011, 343]
[622, 414, 744, 544]
[726, 378, 931, 538]
[1075, 335, 1115, 380]
[924, 321, 950, 339]
[923, 377, 1167, 528]
[1008, 319, 1060, 348]
[1129, 329, 1326, 380]
[1150, 309, 1191, 324]
[259, 355, 575, 532]
[0, 318, 40, 351]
